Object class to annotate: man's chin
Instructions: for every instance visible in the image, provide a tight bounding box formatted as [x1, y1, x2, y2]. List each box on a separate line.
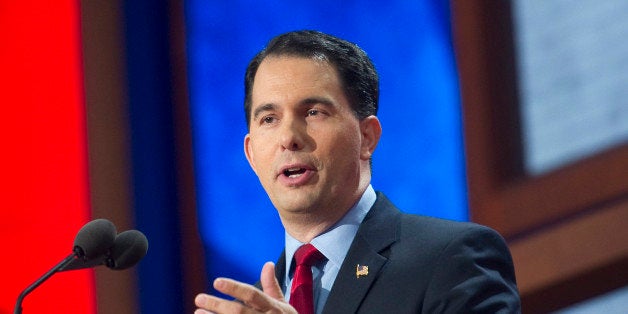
[273, 195, 320, 214]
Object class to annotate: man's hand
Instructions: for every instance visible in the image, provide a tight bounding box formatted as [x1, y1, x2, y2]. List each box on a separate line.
[195, 262, 297, 314]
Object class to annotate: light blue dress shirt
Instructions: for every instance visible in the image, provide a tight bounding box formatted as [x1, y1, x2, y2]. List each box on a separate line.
[283, 185, 376, 314]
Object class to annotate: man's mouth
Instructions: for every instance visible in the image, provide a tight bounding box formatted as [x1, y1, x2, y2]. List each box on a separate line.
[283, 167, 307, 178]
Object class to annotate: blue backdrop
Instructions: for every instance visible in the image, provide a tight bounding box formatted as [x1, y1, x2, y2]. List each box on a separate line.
[185, 0, 466, 289]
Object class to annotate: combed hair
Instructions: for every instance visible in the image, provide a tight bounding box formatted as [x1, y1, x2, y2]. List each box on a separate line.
[244, 30, 379, 128]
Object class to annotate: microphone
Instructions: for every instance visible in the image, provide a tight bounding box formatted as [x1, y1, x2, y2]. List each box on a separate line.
[73, 218, 118, 258]
[14, 219, 148, 314]
[60, 229, 149, 271]
[106, 229, 149, 270]
[14, 218, 117, 314]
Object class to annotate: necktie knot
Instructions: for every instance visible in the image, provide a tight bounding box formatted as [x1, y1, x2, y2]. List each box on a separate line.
[294, 243, 324, 267]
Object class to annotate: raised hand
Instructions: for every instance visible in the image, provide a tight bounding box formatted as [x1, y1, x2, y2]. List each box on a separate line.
[194, 262, 298, 314]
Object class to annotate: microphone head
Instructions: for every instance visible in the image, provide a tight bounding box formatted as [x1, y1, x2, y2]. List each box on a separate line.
[107, 230, 148, 270]
[73, 219, 117, 259]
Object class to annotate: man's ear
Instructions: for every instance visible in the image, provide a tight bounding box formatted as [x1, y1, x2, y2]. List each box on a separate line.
[244, 134, 257, 173]
[359, 115, 382, 160]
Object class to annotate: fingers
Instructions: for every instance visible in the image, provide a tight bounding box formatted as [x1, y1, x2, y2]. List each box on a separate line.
[212, 277, 275, 312]
[195, 292, 247, 314]
[195, 265, 297, 314]
[260, 262, 284, 300]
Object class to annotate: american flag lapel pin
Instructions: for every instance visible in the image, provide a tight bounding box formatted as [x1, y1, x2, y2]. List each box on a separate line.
[356, 264, 369, 278]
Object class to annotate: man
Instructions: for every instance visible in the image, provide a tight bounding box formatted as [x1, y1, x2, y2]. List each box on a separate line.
[195, 30, 520, 313]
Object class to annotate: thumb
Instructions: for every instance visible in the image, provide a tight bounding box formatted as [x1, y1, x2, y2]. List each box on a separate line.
[260, 261, 284, 300]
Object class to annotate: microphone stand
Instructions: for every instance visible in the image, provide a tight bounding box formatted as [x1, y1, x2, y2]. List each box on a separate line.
[14, 252, 77, 314]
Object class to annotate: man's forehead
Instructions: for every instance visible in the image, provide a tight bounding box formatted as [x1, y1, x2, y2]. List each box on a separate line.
[255, 55, 336, 78]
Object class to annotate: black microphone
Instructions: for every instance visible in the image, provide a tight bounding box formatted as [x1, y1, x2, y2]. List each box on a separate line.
[60, 229, 149, 271]
[14, 219, 117, 314]
[107, 230, 149, 270]
[73, 218, 118, 258]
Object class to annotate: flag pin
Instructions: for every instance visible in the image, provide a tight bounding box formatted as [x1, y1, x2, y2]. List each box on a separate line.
[356, 264, 369, 278]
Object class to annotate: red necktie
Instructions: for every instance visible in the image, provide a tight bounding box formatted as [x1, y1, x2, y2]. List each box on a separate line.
[289, 244, 324, 314]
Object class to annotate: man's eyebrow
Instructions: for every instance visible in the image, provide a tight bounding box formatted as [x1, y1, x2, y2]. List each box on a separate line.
[300, 96, 335, 108]
[252, 103, 276, 120]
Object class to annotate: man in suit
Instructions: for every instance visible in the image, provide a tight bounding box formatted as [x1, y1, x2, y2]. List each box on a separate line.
[195, 30, 520, 313]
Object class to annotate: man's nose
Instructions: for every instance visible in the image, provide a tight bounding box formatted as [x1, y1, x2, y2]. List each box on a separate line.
[279, 117, 305, 151]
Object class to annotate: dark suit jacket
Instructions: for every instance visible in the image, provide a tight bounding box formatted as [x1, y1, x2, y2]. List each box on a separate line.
[270, 192, 520, 313]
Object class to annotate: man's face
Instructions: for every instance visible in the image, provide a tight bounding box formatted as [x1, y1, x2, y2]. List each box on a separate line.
[244, 56, 378, 222]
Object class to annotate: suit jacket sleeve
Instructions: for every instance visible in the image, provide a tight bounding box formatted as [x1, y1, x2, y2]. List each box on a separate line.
[422, 225, 520, 313]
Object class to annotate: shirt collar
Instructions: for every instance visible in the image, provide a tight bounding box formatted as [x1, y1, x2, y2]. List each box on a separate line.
[285, 185, 376, 277]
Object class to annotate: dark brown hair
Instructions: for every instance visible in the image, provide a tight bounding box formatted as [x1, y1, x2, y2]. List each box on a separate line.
[244, 30, 379, 128]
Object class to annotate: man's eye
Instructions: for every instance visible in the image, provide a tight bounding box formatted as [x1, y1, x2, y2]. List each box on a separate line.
[307, 109, 319, 116]
[262, 116, 276, 124]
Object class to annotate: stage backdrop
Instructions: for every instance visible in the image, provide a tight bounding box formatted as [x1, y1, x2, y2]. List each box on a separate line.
[185, 0, 465, 288]
[0, 1, 94, 313]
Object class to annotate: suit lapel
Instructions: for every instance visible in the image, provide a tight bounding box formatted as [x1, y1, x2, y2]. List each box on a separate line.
[274, 250, 287, 291]
[322, 192, 400, 314]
